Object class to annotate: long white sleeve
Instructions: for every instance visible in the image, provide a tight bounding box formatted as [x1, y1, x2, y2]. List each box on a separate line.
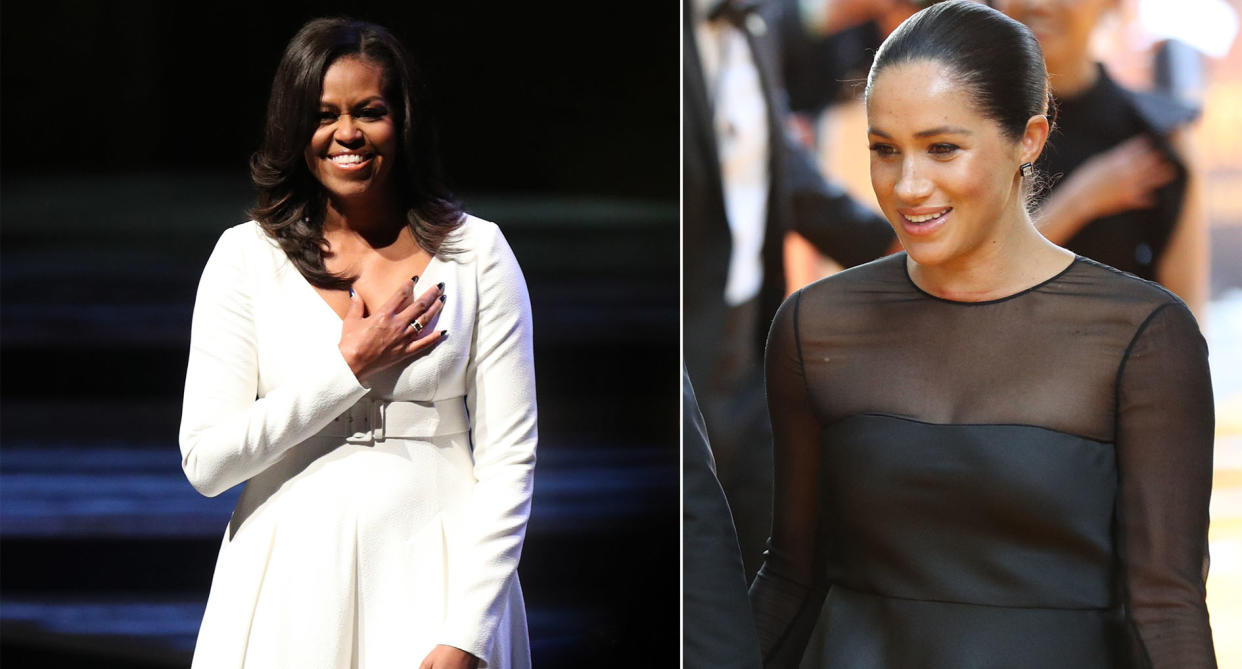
[178, 225, 369, 497]
[440, 222, 538, 663]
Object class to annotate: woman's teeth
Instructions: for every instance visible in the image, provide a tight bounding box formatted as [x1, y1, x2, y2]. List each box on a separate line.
[330, 154, 368, 164]
[904, 209, 949, 223]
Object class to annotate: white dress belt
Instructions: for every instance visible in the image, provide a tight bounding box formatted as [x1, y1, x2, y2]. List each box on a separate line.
[323, 397, 470, 443]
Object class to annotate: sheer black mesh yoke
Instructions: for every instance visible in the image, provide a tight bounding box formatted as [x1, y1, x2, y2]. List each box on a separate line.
[750, 253, 1215, 668]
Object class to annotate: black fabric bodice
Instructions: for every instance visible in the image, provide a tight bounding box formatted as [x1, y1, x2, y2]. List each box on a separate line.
[1037, 65, 1197, 279]
[750, 253, 1216, 668]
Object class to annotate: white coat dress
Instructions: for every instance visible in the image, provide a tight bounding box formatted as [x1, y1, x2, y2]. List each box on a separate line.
[179, 215, 536, 668]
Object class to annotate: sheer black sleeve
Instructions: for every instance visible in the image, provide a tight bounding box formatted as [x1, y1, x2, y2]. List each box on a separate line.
[1115, 301, 1216, 668]
[749, 290, 828, 667]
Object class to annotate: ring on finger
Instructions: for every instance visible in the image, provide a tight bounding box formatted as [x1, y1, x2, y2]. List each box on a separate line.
[410, 320, 424, 333]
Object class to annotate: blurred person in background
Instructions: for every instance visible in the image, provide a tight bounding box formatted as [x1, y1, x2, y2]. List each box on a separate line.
[997, 0, 1209, 317]
[774, 0, 920, 293]
[685, 0, 895, 580]
[775, 0, 921, 127]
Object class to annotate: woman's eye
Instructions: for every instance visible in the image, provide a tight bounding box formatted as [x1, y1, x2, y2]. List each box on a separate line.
[869, 143, 897, 157]
[929, 143, 959, 155]
[317, 111, 337, 124]
[356, 107, 388, 120]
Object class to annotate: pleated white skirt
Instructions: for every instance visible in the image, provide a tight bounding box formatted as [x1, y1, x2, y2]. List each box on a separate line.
[190, 433, 529, 669]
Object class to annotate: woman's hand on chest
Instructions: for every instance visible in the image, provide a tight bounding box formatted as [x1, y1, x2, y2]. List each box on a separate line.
[337, 278, 448, 383]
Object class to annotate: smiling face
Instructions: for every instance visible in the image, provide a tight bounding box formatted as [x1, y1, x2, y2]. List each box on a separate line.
[305, 56, 398, 205]
[866, 60, 1040, 269]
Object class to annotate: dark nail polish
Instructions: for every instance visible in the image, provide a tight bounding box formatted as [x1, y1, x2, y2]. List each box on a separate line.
[411, 275, 420, 284]
[348, 288, 354, 297]
[436, 282, 445, 291]
[438, 295, 446, 303]
[440, 330, 449, 338]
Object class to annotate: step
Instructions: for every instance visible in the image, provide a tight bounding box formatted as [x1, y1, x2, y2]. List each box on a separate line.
[0, 444, 676, 539]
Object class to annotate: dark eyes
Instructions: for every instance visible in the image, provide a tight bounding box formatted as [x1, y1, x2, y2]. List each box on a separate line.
[316, 106, 390, 124]
[867, 143, 960, 157]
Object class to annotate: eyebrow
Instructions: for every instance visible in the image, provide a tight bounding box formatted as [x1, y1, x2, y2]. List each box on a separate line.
[318, 96, 389, 108]
[868, 126, 973, 138]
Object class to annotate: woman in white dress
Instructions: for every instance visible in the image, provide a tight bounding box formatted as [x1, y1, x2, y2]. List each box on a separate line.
[179, 18, 536, 669]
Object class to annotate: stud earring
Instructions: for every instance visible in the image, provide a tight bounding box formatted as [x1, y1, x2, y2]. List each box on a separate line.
[1019, 162, 1034, 179]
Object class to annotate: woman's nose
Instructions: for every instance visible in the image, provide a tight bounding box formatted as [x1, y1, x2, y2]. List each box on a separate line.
[333, 115, 364, 145]
[895, 160, 933, 203]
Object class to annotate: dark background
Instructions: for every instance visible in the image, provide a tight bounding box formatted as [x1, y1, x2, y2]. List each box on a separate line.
[1, 2, 680, 667]
[1, 1, 677, 196]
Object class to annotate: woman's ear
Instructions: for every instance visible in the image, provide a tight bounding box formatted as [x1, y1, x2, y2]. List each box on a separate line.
[1019, 114, 1051, 165]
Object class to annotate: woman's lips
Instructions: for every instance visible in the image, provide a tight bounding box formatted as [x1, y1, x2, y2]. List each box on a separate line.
[899, 207, 951, 236]
[326, 153, 373, 171]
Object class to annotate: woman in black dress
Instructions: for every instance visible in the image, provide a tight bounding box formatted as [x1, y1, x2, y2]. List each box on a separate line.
[996, 0, 1208, 316]
[749, 2, 1216, 667]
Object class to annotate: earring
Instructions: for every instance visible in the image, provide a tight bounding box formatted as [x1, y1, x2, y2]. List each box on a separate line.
[1019, 162, 1034, 179]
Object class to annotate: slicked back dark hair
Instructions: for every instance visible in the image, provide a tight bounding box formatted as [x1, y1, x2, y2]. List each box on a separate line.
[250, 17, 463, 289]
[866, 0, 1052, 142]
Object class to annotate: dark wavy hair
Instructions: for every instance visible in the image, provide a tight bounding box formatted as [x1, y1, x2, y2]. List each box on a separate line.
[866, 0, 1053, 142]
[250, 17, 463, 289]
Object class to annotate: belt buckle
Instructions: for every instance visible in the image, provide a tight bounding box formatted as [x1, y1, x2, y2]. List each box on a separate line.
[371, 400, 386, 441]
[342, 398, 387, 444]
[344, 398, 375, 444]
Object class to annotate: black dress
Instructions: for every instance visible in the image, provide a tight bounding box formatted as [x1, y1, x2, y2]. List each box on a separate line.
[1037, 64, 1197, 279]
[750, 253, 1216, 668]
